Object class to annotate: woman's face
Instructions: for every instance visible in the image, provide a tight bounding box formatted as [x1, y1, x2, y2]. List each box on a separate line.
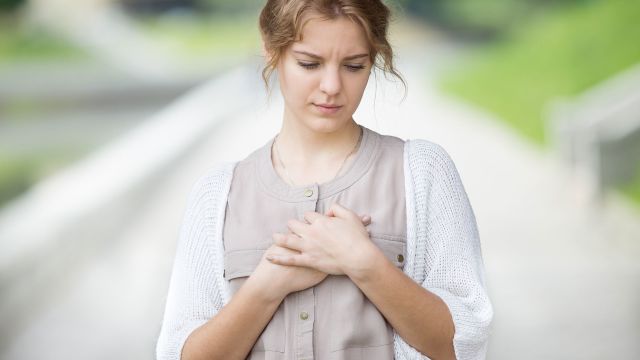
[276, 14, 372, 133]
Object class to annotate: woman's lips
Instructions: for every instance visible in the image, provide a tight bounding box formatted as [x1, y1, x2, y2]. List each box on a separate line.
[313, 104, 342, 115]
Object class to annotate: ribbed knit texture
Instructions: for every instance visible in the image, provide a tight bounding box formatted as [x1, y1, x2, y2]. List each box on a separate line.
[156, 139, 493, 360]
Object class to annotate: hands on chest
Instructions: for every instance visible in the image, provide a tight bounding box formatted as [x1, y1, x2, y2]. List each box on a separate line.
[248, 202, 382, 300]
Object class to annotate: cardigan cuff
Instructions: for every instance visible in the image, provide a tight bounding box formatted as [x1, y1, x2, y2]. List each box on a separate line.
[156, 319, 208, 360]
[429, 287, 492, 360]
[393, 331, 430, 360]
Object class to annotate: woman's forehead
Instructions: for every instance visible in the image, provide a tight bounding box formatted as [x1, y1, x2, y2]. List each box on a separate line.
[292, 15, 370, 57]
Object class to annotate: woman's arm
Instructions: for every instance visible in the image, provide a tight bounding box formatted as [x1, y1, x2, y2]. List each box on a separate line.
[181, 277, 285, 360]
[379, 140, 492, 360]
[157, 165, 329, 360]
[260, 141, 493, 359]
[346, 141, 493, 360]
[347, 248, 456, 360]
[182, 239, 331, 359]
[158, 166, 281, 360]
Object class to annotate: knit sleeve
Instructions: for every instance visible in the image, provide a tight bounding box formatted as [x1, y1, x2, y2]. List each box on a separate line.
[155, 165, 232, 360]
[395, 140, 493, 360]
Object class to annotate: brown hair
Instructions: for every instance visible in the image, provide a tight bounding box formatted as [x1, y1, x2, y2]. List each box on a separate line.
[258, 0, 406, 94]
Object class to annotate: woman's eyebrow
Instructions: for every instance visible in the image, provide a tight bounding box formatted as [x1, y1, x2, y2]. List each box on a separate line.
[293, 50, 369, 60]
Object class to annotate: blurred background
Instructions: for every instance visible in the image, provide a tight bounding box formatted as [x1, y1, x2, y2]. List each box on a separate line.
[0, 0, 639, 359]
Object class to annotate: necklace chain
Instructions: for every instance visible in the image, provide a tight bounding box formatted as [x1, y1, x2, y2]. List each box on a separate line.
[273, 125, 363, 187]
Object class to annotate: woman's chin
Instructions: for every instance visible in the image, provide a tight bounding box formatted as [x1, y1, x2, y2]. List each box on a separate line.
[304, 116, 353, 134]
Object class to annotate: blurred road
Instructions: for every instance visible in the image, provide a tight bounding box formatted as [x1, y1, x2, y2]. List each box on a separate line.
[2, 25, 640, 360]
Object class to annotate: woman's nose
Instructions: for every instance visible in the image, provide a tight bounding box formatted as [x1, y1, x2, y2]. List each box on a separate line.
[319, 66, 342, 96]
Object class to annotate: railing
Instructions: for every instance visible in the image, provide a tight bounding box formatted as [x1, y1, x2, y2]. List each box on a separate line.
[0, 63, 261, 348]
[546, 63, 640, 203]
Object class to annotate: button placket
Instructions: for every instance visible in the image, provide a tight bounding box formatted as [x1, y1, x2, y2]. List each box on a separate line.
[295, 183, 318, 360]
[296, 287, 316, 359]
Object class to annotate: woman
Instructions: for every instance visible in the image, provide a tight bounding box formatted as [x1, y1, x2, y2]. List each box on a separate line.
[156, 1, 493, 359]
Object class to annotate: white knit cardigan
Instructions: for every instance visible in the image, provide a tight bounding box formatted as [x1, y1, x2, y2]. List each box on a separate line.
[156, 139, 493, 360]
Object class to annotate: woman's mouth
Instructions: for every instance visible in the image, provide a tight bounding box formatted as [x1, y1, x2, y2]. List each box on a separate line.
[313, 103, 343, 115]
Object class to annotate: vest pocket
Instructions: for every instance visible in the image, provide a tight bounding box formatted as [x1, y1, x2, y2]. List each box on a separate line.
[224, 236, 273, 280]
[224, 248, 264, 280]
[369, 233, 407, 269]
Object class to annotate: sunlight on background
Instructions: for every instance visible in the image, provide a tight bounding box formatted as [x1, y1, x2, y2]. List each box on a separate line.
[0, 0, 639, 359]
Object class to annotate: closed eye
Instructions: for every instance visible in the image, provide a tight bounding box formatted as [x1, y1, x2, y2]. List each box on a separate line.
[297, 61, 366, 72]
[297, 61, 319, 70]
[345, 64, 366, 72]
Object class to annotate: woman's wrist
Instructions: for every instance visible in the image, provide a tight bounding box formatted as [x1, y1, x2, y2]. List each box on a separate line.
[244, 274, 287, 306]
[341, 240, 385, 282]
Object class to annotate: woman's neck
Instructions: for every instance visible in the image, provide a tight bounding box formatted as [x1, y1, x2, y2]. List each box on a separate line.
[275, 118, 361, 165]
[272, 116, 362, 186]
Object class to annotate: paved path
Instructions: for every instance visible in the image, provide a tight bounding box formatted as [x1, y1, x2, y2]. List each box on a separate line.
[3, 26, 640, 360]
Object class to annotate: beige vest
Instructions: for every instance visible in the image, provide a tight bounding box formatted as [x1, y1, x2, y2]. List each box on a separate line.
[223, 125, 406, 359]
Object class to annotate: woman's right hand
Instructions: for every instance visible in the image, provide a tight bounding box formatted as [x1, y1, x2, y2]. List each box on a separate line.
[249, 244, 327, 301]
[246, 214, 371, 302]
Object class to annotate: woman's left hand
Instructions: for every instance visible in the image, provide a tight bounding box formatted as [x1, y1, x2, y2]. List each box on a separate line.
[266, 202, 379, 276]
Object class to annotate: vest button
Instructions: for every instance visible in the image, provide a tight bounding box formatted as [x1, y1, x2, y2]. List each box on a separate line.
[299, 311, 309, 320]
[397, 254, 404, 262]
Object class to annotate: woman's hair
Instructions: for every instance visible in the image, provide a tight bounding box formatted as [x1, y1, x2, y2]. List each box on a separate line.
[258, 0, 406, 93]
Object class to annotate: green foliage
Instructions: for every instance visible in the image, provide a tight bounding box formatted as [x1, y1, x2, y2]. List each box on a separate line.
[440, 0, 640, 144]
[437, 0, 533, 33]
[398, 0, 595, 38]
[0, 19, 86, 64]
[618, 170, 640, 207]
[196, 0, 262, 14]
[137, 14, 259, 58]
[0, 150, 85, 208]
[0, 155, 33, 208]
[0, 0, 24, 11]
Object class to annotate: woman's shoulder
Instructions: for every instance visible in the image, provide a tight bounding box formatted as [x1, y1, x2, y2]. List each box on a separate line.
[371, 128, 458, 175]
[373, 128, 450, 161]
[199, 161, 237, 181]
[187, 161, 237, 201]
[402, 138, 463, 184]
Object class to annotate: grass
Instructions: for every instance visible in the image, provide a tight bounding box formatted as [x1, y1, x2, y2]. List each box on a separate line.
[0, 151, 70, 207]
[0, 16, 88, 65]
[135, 13, 261, 60]
[440, 0, 640, 144]
[439, 0, 640, 206]
[618, 170, 640, 207]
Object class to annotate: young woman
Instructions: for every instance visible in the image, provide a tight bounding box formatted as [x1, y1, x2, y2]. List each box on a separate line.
[156, 1, 493, 359]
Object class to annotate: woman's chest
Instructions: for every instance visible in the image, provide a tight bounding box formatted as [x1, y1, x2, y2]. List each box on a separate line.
[222, 155, 408, 280]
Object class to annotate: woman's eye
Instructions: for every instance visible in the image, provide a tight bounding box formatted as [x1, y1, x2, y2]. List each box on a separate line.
[345, 64, 366, 72]
[296, 61, 365, 72]
[297, 61, 319, 70]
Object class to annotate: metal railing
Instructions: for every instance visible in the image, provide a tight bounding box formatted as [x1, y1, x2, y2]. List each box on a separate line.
[0, 63, 261, 348]
[546, 63, 640, 202]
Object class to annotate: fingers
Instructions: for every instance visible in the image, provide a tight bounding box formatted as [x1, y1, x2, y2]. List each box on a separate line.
[303, 211, 323, 224]
[266, 246, 309, 267]
[273, 232, 304, 252]
[287, 218, 307, 235]
[266, 253, 298, 265]
[328, 202, 356, 220]
[324, 203, 370, 226]
[303, 210, 369, 226]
